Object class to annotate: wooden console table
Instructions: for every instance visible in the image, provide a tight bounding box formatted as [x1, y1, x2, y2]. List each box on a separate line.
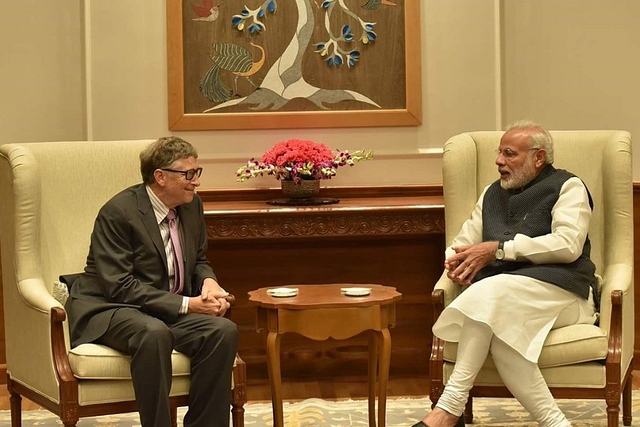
[201, 186, 445, 384]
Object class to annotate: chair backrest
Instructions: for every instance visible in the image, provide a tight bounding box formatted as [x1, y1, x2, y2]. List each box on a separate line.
[442, 130, 633, 281]
[0, 140, 153, 387]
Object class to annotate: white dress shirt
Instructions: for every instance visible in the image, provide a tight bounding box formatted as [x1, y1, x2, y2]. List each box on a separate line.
[146, 186, 190, 314]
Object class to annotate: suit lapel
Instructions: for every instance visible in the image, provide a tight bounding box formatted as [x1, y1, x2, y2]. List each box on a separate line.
[135, 185, 168, 268]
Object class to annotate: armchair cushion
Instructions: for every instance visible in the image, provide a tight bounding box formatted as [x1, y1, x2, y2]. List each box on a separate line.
[443, 323, 608, 368]
[69, 344, 191, 380]
[537, 324, 609, 367]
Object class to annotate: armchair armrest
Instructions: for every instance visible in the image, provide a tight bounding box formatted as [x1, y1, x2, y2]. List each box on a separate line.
[50, 307, 79, 412]
[4, 277, 66, 402]
[599, 263, 634, 378]
[19, 277, 63, 313]
[433, 270, 464, 309]
[599, 263, 633, 332]
[429, 271, 465, 402]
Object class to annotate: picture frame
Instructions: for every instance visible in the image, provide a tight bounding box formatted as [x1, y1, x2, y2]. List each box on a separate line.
[166, 0, 421, 131]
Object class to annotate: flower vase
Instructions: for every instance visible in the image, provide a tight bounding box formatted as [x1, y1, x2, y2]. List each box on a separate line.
[280, 179, 320, 199]
[266, 179, 339, 206]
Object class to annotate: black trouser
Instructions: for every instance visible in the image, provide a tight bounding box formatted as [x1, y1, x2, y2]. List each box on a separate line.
[97, 308, 239, 427]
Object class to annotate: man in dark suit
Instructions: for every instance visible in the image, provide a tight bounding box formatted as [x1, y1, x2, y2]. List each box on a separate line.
[65, 136, 238, 427]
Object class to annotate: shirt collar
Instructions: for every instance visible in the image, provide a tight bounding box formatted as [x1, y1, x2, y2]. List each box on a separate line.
[145, 185, 171, 225]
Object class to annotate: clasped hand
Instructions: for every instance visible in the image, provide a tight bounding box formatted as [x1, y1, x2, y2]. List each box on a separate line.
[444, 241, 499, 286]
[188, 280, 230, 316]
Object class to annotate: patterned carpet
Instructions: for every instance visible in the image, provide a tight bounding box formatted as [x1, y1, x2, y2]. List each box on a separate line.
[0, 393, 636, 426]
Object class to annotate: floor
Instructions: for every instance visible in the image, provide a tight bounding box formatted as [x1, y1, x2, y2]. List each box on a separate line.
[0, 375, 427, 410]
[0, 372, 637, 410]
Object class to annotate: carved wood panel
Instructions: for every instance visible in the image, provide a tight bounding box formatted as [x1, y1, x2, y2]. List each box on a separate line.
[206, 211, 444, 240]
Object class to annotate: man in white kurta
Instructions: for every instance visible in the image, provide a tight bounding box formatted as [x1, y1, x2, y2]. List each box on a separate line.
[414, 122, 598, 427]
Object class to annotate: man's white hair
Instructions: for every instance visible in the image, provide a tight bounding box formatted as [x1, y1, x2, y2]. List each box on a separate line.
[505, 120, 554, 164]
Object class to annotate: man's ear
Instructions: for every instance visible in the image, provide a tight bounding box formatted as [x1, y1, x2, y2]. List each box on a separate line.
[154, 169, 166, 186]
[535, 150, 547, 168]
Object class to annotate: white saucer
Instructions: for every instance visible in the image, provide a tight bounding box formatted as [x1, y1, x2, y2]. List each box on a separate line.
[266, 287, 299, 298]
[341, 287, 371, 297]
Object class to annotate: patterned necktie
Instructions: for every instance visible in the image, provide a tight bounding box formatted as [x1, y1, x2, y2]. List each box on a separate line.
[166, 209, 184, 294]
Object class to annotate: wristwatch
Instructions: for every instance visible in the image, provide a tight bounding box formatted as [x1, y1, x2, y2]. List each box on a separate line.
[495, 241, 505, 260]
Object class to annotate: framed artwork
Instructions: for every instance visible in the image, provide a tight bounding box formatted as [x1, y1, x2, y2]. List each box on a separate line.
[167, 0, 421, 130]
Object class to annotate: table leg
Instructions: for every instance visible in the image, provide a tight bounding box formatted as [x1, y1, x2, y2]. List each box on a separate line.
[368, 332, 379, 427]
[266, 331, 284, 427]
[378, 328, 392, 427]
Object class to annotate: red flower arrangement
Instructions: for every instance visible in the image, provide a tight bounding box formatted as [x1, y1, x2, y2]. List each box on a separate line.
[236, 139, 373, 183]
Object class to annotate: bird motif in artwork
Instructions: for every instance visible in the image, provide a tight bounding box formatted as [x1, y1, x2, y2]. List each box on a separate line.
[191, 0, 220, 21]
[199, 41, 266, 103]
[361, 0, 397, 9]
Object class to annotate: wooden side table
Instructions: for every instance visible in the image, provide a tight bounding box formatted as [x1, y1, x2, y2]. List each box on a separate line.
[248, 284, 402, 427]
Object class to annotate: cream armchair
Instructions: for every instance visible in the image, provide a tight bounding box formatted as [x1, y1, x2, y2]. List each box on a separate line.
[429, 131, 634, 427]
[0, 140, 246, 427]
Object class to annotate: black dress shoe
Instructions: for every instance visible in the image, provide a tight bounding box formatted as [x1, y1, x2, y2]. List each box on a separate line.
[411, 416, 465, 427]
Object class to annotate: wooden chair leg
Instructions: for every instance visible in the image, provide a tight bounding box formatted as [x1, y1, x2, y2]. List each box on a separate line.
[231, 355, 247, 427]
[7, 377, 22, 427]
[232, 401, 245, 427]
[606, 398, 621, 427]
[623, 376, 632, 426]
[463, 398, 473, 424]
[428, 376, 443, 410]
[9, 392, 21, 427]
[171, 405, 178, 427]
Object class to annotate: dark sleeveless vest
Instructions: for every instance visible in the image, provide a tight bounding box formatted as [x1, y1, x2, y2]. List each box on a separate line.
[476, 165, 596, 301]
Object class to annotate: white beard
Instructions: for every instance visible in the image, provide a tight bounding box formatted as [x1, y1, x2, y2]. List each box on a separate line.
[500, 158, 537, 190]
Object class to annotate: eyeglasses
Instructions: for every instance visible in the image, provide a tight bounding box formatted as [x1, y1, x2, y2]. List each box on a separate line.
[495, 148, 540, 160]
[161, 167, 203, 180]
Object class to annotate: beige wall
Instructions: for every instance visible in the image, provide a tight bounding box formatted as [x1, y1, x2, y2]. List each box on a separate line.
[502, 0, 640, 181]
[0, 0, 86, 143]
[1, 0, 638, 187]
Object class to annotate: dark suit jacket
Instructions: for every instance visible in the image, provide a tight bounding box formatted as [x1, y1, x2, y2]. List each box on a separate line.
[65, 184, 216, 348]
